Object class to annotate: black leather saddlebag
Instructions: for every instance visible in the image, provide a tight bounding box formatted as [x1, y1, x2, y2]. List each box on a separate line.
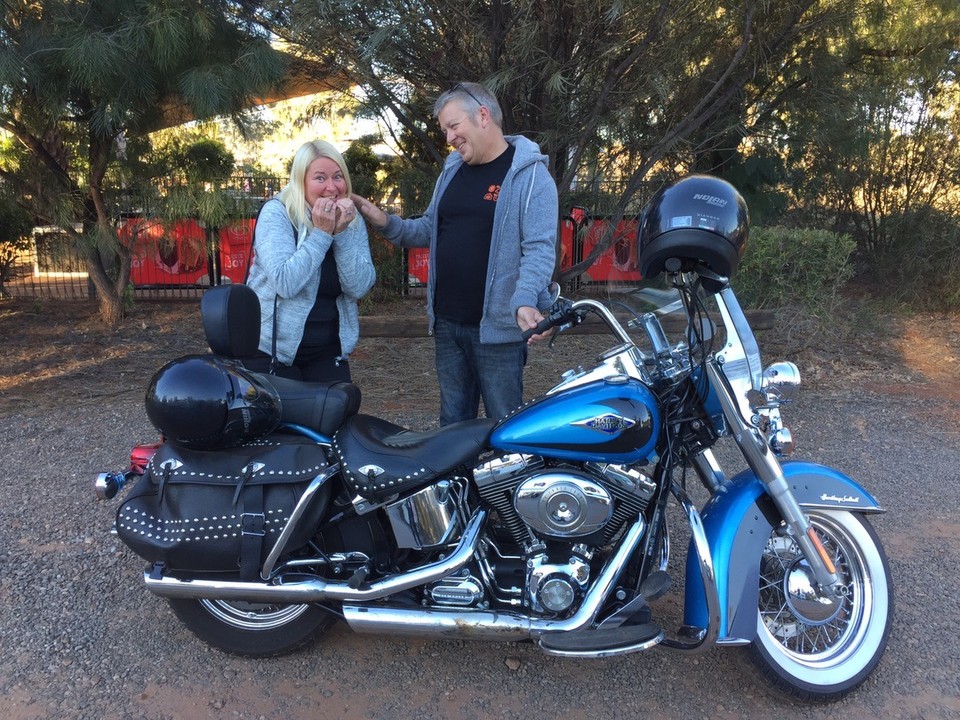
[115, 433, 331, 578]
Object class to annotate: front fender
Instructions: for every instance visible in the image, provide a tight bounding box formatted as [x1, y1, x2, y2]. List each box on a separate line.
[682, 460, 882, 643]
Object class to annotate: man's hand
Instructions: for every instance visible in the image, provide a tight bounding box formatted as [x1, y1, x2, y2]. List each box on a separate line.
[516, 306, 553, 344]
[351, 193, 389, 231]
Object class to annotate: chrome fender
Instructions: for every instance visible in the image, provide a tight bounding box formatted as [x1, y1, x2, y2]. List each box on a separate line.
[682, 460, 883, 643]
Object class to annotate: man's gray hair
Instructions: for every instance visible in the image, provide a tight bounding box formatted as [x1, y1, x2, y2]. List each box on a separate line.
[434, 82, 503, 128]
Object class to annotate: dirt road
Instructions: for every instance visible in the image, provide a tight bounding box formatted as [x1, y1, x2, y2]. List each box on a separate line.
[1, 300, 958, 719]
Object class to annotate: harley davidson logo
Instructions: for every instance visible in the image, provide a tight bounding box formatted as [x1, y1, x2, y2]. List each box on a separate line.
[573, 413, 637, 435]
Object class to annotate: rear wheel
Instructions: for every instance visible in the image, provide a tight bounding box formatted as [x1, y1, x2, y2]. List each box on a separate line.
[167, 598, 336, 657]
[744, 510, 893, 702]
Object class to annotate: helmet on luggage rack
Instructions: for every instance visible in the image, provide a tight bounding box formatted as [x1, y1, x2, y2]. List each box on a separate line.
[145, 355, 281, 450]
[637, 174, 749, 291]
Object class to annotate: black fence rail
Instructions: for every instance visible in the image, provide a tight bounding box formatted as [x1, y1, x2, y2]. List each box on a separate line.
[2, 178, 645, 301]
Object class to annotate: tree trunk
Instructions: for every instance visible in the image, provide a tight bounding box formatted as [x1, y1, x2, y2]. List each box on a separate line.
[84, 142, 132, 326]
[82, 242, 125, 325]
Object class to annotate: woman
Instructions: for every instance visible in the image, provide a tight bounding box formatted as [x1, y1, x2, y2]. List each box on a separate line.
[245, 140, 375, 382]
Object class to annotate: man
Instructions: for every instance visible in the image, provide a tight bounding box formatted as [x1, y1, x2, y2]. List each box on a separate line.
[353, 82, 558, 425]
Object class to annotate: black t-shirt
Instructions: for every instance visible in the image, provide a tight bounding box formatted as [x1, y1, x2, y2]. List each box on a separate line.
[434, 145, 515, 325]
[300, 249, 341, 352]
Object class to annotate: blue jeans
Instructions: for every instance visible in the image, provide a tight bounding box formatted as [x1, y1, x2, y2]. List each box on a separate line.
[434, 317, 526, 426]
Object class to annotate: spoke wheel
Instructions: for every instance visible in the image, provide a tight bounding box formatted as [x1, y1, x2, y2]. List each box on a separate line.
[168, 597, 335, 657]
[744, 510, 893, 702]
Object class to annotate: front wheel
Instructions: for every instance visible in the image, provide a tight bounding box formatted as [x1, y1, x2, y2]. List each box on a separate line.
[744, 510, 893, 702]
[167, 598, 336, 657]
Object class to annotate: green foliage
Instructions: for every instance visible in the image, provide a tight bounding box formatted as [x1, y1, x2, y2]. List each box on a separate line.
[0, 194, 34, 296]
[182, 139, 236, 184]
[343, 137, 383, 200]
[736, 226, 856, 316]
[257, 0, 960, 309]
[867, 208, 960, 310]
[0, 0, 287, 322]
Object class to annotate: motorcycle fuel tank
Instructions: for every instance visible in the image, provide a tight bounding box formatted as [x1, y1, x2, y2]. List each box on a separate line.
[491, 378, 661, 464]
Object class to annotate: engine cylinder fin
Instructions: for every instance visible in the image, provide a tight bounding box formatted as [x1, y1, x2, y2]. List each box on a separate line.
[605, 492, 649, 543]
[473, 454, 543, 544]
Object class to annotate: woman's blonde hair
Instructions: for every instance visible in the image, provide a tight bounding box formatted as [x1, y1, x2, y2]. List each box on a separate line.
[277, 140, 352, 228]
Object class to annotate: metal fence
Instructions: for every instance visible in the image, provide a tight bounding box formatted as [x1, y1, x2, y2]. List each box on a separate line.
[2, 178, 645, 301]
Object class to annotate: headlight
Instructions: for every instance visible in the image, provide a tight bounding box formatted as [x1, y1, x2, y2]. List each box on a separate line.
[761, 361, 801, 404]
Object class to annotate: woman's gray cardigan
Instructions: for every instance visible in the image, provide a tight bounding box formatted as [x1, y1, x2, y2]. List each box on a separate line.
[246, 198, 376, 365]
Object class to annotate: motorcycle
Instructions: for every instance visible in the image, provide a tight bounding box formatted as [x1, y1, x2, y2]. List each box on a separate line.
[95, 175, 891, 702]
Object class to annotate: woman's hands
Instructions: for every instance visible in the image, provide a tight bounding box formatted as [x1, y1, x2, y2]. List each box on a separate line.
[311, 197, 358, 235]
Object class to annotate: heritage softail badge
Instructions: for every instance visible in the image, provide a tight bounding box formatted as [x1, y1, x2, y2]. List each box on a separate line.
[573, 413, 637, 435]
[693, 193, 728, 207]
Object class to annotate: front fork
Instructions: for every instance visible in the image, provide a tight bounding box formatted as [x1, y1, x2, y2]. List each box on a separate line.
[704, 362, 843, 597]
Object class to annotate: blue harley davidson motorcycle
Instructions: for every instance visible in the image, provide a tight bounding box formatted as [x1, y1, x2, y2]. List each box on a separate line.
[95, 175, 891, 702]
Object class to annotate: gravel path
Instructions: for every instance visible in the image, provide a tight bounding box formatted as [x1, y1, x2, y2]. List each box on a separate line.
[1, 311, 959, 720]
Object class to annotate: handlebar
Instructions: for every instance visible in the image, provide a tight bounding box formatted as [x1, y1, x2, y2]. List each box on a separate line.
[521, 315, 560, 341]
[520, 297, 635, 346]
[521, 299, 579, 341]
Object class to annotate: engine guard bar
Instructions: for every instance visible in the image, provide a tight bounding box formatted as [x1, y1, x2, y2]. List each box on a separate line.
[657, 482, 722, 653]
[143, 509, 488, 603]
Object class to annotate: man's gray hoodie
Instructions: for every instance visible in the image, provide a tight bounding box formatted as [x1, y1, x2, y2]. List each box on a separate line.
[382, 134, 558, 344]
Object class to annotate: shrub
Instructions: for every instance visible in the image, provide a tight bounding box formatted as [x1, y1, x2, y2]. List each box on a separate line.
[867, 207, 960, 311]
[0, 195, 33, 297]
[736, 226, 856, 311]
[734, 226, 856, 345]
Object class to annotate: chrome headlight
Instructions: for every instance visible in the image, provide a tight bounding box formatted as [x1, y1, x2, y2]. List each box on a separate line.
[761, 361, 801, 404]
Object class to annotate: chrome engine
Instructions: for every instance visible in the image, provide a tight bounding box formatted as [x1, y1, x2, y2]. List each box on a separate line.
[473, 454, 657, 545]
[412, 453, 657, 615]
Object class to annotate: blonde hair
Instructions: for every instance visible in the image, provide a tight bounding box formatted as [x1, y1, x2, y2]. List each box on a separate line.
[277, 140, 353, 228]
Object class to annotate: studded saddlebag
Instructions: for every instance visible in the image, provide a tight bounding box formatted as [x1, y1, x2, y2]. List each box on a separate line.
[115, 433, 331, 579]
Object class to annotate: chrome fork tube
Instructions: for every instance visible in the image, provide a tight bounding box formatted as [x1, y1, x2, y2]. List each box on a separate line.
[690, 448, 726, 492]
[706, 362, 841, 594]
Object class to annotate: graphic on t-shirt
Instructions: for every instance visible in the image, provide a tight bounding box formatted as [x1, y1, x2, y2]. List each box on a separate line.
[484, 184, 501, 202]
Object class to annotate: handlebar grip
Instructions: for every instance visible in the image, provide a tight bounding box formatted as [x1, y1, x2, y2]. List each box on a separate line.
[521, 316, 556, 341]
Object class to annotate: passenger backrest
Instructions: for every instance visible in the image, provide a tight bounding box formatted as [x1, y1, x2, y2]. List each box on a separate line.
[200, 284, 261, 358]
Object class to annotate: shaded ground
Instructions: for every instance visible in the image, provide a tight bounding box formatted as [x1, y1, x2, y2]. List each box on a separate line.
[3, 295, 959, 422]
[2, 295, 960, 719]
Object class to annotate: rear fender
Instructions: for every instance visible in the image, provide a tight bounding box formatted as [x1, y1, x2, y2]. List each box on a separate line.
[682, 460, 882, 643]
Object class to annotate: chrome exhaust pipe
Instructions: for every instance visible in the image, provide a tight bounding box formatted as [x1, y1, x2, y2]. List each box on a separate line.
[143, 510, 487, 603]
[343, 516, 645, 640]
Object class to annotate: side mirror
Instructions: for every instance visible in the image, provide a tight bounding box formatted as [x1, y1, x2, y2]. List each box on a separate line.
[546, 281, 561, 305]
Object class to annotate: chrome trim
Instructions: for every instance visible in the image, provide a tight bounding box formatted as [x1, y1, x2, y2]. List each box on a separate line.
[342, 516, 646, 640]
[514, 473, 613, 537]
[260, 464, 340, 580]
[538, 632, 663, 659]
[385, 481, 460, 549]
[94, 470, 136, 501]
[144, 510, 488, 603]
[690, 449, 726, 492]
[659, 483, 720, 653]
[715, 288, 763, 398]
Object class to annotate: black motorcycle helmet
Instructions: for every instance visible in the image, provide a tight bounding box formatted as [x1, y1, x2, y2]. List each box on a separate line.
[145, 355, 281, 450]
[637, 174, 749, 291]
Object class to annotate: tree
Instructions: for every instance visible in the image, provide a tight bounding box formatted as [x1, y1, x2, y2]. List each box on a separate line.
[254, 0, 960, 285]
[248, 2, 843, 273]
[0, 0, 286, 323]
[0, 186, 32, 298]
